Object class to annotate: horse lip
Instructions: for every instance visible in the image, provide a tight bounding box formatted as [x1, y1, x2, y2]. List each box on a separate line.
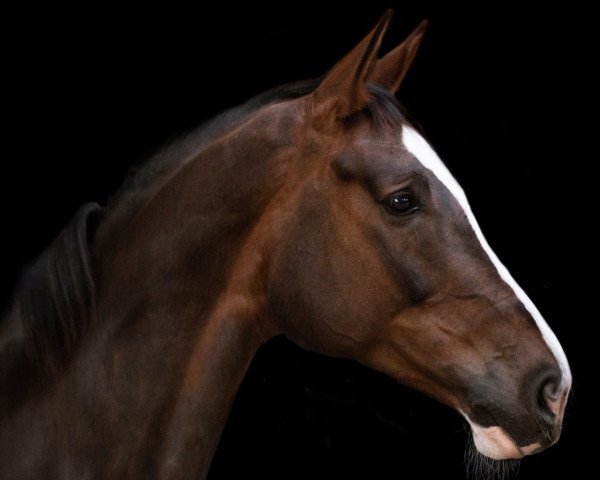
[485, 410, 526, 457]
[467, 406, 548, 458]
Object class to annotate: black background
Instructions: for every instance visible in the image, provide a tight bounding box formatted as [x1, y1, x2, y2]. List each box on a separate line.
[2, 2, 594, 479]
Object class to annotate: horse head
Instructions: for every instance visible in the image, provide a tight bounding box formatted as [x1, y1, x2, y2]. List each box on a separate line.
[265, 12, 571, 460]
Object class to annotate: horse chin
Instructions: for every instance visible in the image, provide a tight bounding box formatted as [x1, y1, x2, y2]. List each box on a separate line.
[466, 420, 542, 460]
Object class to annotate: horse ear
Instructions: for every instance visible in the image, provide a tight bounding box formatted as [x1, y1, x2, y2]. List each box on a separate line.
[311, 10, 393, 124]
[370, 20, 428, 94]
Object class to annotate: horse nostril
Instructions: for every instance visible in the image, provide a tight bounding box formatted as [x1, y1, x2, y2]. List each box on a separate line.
[534, 370, 562, 422]
[542, 380, 559, 402]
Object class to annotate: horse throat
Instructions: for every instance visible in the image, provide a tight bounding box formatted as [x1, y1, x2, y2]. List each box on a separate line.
[158, 290, 270, 479]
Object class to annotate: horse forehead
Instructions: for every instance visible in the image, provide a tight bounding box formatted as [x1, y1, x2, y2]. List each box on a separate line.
[400, 126, 468, 203]
[334, 125, 455, 201]
[353, 131, 424, 178]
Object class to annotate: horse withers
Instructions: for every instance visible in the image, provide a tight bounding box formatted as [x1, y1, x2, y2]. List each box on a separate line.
[0, 11, 570, 479]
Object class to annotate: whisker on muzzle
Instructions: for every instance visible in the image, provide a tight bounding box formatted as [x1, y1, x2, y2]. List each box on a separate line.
[464, 431, 521, 480]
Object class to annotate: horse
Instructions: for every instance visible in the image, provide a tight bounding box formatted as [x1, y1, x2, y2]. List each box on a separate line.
[0, 11, 571, 479]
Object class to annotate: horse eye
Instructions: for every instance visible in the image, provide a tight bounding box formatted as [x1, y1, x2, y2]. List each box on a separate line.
[385, 193, 417, 215]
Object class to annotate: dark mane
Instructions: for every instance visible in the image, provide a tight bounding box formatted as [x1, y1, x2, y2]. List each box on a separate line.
[16, 203, 102, 369]
[365, 83, 420, 132]
[8, 80, 409, 370]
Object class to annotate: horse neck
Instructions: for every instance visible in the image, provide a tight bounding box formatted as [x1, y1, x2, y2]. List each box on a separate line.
[85, 99, 303, 477]
[92, 97, 304, 344]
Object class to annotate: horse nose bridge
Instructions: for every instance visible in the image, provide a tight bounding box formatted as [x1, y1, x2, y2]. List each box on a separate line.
[463, 287, 530, 325]
[460, 291, 561, 370]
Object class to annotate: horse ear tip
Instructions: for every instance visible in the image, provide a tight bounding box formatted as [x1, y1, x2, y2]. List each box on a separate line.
[383, 8, 395, 21]
[416, 19, 430, 34]
[374, 9, 394, 34]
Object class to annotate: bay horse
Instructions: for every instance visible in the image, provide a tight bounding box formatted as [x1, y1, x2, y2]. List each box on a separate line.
[0, 11, 571, 479]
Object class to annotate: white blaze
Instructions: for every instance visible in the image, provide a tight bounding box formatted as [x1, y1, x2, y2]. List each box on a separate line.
[401, 125, 571, 390]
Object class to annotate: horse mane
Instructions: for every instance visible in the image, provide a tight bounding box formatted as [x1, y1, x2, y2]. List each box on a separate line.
[6, 79, 410, 371]
[16, 202, 103, 369]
